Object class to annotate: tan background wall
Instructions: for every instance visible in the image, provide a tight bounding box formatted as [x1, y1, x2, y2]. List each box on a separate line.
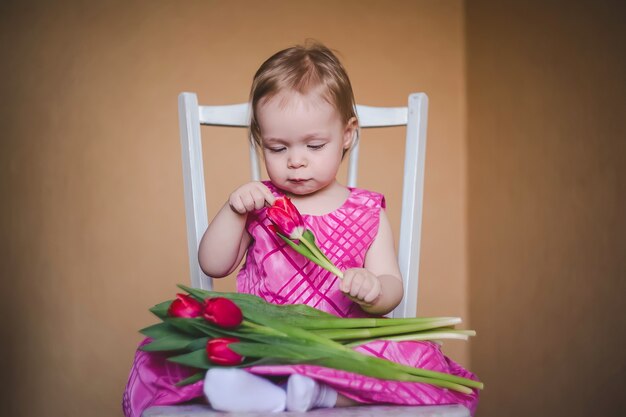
[467, 1, 626, 416]
[1, 1, 468, 416]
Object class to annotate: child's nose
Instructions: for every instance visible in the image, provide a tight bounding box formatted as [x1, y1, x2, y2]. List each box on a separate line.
[287, 151, 307, 168]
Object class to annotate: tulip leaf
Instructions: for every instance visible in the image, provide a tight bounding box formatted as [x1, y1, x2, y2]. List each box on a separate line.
[178, 285, 336, 332]
[186, 337, 210, 351]
[179, 285, 267, 307]
[168, 349, 212, 369]
[235, 331, 322, 348]
[175, 372, 204, 387]
[186, 319, 242, 339]
[163, 318, 207, 337]
[178, 284, 333, 319]
[278, 233, 315, 259]
[278, 234, 338, 274]
[302, 229, 333, 264]
[140, 335, 196, 352]
[280, 303, 334, 318]
[230, 342, 322, 360]
[140, 322, 188, 340]
[243, 357, 315, 367]
[248, 312, 347, 350]
[150, 300, 174, 320]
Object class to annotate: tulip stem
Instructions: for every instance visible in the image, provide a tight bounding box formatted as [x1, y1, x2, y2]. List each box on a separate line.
[241, 320, 286, 337]
[299, 236, 344, 279]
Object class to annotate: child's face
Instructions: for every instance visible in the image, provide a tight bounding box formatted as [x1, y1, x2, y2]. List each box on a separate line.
[257, 90, 356, 196]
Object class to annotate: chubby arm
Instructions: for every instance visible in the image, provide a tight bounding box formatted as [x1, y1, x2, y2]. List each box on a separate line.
[198, 182, 274, 278]
[339, 209, 404, 315]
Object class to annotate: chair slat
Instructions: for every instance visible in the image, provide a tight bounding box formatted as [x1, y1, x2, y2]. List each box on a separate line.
[199, 103, 249, 127]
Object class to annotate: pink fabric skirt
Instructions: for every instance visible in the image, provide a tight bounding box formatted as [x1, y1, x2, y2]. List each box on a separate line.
[122, 338, 479, 416]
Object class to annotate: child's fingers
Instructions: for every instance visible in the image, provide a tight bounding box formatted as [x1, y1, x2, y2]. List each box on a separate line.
[256, 183, 275, 206]
[339, 270, 353, 293]
[349, 275, 364, 298]
[251, 190, 266, 210]
[363, 281, 381, 304]
[241, 192, 256, 212]
[229, 195, 246, 214]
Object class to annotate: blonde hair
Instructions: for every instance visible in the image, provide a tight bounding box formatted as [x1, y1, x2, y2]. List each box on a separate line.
[249, 42, 358, 148]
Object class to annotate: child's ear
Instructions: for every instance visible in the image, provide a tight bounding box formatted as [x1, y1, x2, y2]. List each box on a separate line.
[343, 117, 359, 149]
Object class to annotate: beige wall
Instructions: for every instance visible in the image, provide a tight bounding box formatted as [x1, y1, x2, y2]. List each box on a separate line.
[1, 1, 468, 416]
[467, 1, 626, 416]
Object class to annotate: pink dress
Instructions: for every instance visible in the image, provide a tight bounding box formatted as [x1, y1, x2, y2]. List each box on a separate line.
[122, 182, 479, 416]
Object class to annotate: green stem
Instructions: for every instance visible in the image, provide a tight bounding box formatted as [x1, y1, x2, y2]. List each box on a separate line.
[300, 236, 344, 279]
[335, 350, 481, 393]
[240, 320, 286, 336]
[299, 316, 462, 330]
[345, 330, 476, 347]
[388, 358, 484, 390]
[311, 318, 462, 340]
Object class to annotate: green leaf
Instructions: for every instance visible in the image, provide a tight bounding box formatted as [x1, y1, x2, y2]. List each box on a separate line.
[149, 300, 173, 320]
[186, 337, 210, 351]
[278, 233, 317, 260]
[278, 232, 341, 278]
[246, 312, 347, 350]
[140, 322, 187, 339]
[186, 319, 242, 339]
[174, 372, 204, 387]
[163, 317, 207, 337]
[168, 349, 212, 369]
[140, 334, 196, 352]
[177, 284, 335, 324]
[302, 230, 333, 264]
[230, 342, 327, 360]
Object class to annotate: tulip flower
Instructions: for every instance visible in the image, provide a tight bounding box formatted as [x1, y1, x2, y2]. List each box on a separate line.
[266, 196, 305, 239]
[167, 293, 203, 318]
[267, 197, 344, 279]
[206, 337, 244, 365]
[203, 297, 243, 329]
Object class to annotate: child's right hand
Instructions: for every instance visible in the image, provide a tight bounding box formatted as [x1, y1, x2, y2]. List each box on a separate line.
[228, 182, 276, 214]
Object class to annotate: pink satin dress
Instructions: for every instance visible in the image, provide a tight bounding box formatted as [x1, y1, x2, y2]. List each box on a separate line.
[122, 182, 480, 416]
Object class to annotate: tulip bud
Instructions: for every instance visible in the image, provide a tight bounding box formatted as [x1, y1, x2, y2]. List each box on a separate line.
[206, 337, 244, 365]
[167, 293, 203, 318]
[203, 297, 243, 329]
[267, 196, 305, 240]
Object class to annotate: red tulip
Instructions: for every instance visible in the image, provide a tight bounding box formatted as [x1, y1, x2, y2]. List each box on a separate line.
[168, 293, 203, 318]
[203, 297, 243, 329]
[267, 196, 305, 239]
[206, 337, 244, 365]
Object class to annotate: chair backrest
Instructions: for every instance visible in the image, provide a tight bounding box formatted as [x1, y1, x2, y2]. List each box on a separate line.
[178, 92, 428, 318]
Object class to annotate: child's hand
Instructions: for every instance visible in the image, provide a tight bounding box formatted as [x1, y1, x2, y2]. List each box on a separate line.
[339, 268, 382, 307]
[228, 182, 276, 214]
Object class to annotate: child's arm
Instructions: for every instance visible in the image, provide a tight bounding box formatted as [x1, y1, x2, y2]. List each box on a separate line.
[198, 182, 275, 278]
[339, 209, 404, 315]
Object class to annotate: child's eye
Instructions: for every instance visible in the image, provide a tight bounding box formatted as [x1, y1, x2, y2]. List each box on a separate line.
[308, 144, 326, 150]
[266, 147, 286, 153]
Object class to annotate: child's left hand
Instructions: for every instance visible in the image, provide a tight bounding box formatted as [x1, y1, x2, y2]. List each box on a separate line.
[339, 268, 382, 307]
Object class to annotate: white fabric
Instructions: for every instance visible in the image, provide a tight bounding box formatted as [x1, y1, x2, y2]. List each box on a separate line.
[203, 368, 286, 412]
[286, 374, 338, 412]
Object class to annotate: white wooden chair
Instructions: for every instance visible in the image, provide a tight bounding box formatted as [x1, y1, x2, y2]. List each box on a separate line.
[178, 92, 428, 319]
[142, 92, 470, 417]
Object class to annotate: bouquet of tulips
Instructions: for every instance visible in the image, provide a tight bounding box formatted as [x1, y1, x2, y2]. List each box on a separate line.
[140, 196, 482, 393]
[141, 286, 481, 394]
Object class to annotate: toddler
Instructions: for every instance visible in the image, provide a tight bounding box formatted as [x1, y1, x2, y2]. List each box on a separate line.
[123, 42, 479, 416]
